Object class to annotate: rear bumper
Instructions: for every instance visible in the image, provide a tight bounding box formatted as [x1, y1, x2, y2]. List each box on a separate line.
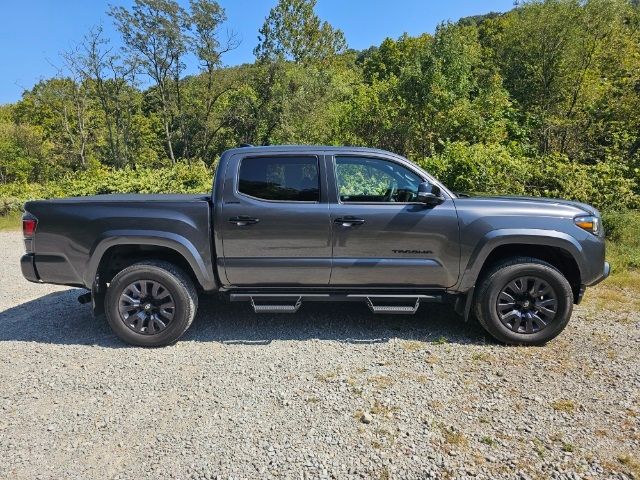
[20, 254, 40, 283]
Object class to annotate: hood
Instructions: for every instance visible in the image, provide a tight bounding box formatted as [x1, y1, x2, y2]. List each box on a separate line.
[456, 194, 598, 216]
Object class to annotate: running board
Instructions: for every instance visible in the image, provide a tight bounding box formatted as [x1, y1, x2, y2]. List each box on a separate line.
[250, 296, 301, 314]
[229, 292, 441, 315]
[366, 297, 420, 315]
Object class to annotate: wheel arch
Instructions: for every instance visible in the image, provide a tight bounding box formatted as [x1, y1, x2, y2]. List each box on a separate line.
[85, 231, 218, 292]
[457, 230, 586, 302]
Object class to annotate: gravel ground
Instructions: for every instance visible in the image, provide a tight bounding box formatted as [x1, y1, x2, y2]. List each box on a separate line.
[0, 231, 638, 480]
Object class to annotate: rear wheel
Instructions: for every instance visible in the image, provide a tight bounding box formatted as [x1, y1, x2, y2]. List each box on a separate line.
[474, 257, 573, 345]
[105, 260, 198, 347]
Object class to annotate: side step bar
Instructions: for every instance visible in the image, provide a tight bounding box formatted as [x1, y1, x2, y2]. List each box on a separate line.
[250, 296, 301, 314]
[366, 297, 420, 315]
[230, 293, 442, 315]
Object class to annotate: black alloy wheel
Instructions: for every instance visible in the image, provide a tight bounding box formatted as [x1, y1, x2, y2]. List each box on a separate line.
[473, 256, 573, 346]
[496, 276, 558, 334]
[104, 260, 198, 347]
[118, 279, 176, 335]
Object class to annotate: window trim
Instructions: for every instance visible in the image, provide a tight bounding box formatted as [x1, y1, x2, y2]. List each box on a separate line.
[235, 154, 322, 204]
[333, 154, 428, 206]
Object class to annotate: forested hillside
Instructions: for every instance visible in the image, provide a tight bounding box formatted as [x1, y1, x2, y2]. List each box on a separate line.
[1, 0, 640, 214]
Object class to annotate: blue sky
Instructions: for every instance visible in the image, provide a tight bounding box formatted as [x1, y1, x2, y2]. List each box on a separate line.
[0, 0, 514, 104]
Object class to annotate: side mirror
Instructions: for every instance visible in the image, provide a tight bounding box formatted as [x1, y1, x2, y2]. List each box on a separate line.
[417, 182, 444, 206]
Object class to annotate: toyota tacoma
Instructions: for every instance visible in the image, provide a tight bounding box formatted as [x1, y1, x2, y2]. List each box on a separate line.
[20, 145, 610, 346]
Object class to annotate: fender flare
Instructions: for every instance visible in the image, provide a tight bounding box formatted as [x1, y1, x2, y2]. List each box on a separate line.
[456, 229, 587, 292]
[84, 230, 217, 291]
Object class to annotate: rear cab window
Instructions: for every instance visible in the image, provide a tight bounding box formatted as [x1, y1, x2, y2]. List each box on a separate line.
[238, 156, 320, 202]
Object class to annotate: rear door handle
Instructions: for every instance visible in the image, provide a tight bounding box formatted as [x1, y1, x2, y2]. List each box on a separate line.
[334, 216, 366, 227]
[228, 215, 260, 226]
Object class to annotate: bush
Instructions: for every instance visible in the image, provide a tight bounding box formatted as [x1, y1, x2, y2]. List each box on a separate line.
[0, 197, 23, 216]
[419, 143, 531, 195]
[0, 161, 213, 214]
[418, 142, 639, 211]
[602, 210, 640, 272]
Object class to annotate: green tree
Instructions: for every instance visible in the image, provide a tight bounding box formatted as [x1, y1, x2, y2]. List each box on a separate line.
[487, 0, 632, 158]
[186, 0, 238, 160]
[110, 0, 190, 162]
[254, 0, 347, 64]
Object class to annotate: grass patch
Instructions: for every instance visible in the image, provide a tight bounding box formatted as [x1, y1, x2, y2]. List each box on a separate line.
[471, 351, 493, 363]
[425, 353, 439, 364]
[443, 428, 467, 446]
[432, 336, 449, 345]
[315, 367, 341, 383]
[561, 442, 574, 453]
[585, 210, 640, 311]
[0, 213, 21, 231]
[400, 340, 424, 352]
[603, 210, 640, 272]
[551, 399, 576, 413]
[586, 273, 640, 313]
[480, 436, 496, 446]
[378, 466, 391, 480]
[533, 438, 546, 458]
[618, 453, 640, 478]
[370, 400, 398, 417]
[368, 375, 394, 390]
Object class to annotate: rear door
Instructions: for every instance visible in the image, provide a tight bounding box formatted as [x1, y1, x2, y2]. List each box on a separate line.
[328, 154, 460, 288]
[219, 152, 331, 286]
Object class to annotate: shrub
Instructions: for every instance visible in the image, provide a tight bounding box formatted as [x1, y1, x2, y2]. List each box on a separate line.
[0, 197, 23, 216]
[0, 161, 213, 214]
[602, 210, 640, 272]
[418, 142, 639, 211]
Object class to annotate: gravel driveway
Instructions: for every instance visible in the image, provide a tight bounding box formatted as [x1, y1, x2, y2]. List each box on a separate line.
[0, 231, 638, 479]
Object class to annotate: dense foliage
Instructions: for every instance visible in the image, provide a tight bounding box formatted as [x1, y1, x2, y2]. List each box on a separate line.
[1, 0, 640, 213]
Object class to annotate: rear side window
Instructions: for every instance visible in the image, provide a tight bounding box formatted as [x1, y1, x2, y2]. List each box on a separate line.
[238, 156, 320, 202]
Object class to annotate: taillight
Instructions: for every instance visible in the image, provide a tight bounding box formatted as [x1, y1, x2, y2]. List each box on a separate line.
[23, 218, 37, 238]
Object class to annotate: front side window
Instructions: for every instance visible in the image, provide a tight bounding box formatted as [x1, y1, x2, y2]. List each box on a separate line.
[335, 156, 422, 203]
[238, 156, 320, 202]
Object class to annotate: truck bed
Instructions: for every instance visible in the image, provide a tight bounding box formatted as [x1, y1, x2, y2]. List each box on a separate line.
[22, 194, 217, 291]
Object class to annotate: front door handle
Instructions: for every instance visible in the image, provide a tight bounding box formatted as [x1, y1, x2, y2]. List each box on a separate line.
[228, 215, 260, 226]
[334, 216, 366, 227]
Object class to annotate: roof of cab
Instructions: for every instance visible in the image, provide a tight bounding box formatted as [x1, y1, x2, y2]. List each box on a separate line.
[222, 145, 404, 159]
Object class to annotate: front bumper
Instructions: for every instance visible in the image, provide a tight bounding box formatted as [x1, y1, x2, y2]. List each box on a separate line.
[576, 261, 610, 304]
[588, 261, 610, 287]
[20, 254, 40, 283]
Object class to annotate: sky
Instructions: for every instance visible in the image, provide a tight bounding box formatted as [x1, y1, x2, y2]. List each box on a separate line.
[0, 0, 515, 104]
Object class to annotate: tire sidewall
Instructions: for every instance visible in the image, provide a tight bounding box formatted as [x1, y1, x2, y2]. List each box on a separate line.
[105, 265, 193, 347]
[479, 263, 573, 345]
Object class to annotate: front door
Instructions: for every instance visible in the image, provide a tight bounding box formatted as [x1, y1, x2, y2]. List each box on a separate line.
[329, 155, 460, 288]
[220, 153, 331, 286]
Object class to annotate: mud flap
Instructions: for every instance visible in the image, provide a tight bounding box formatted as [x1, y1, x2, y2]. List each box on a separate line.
[91, 279, 106, 319]
[453, 287, 475, 322]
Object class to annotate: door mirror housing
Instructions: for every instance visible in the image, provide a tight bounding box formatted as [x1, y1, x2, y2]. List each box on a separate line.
[417, 182, 444, 206]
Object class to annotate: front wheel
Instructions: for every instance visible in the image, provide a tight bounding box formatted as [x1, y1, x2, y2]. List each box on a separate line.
[104, 260, 198, 347]
[474, 257, 573, 346]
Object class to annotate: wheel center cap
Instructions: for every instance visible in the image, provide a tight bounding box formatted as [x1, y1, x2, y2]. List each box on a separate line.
[144, 303, 152, 311]
[522, 300, 531, 308]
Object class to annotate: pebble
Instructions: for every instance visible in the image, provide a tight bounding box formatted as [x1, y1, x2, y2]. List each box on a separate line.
[0, 232, 637, 480]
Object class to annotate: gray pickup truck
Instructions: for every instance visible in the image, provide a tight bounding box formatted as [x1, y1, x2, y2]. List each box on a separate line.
[20, 145, 609, 346]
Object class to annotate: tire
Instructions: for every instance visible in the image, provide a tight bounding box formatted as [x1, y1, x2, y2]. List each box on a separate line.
[104, 260, 198, 347]
[474, 256, 573, 346]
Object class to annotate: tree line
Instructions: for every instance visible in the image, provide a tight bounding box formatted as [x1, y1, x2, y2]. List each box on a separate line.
[1, 0, 639, 210]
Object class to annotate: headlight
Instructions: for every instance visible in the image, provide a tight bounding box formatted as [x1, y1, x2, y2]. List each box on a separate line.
[574, 215, 600, 235]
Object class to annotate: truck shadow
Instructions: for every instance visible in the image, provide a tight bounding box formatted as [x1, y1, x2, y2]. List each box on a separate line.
[0, 289, 491, 347]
